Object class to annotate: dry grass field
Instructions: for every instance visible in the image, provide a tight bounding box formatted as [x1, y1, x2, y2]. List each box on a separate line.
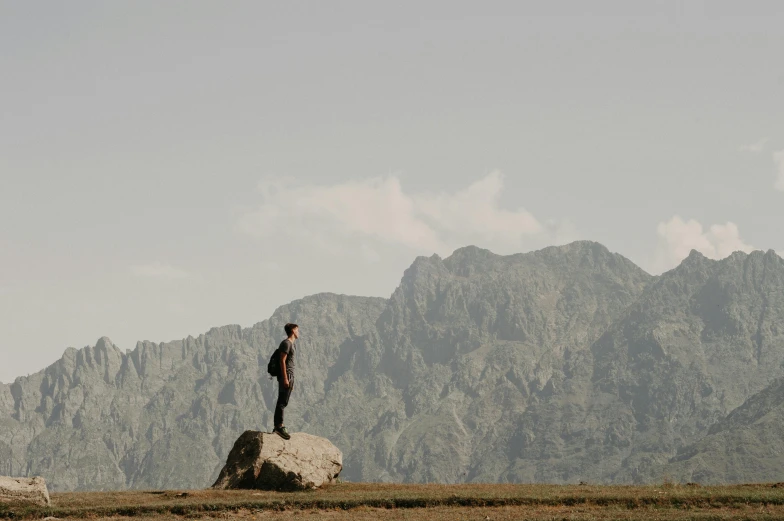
[3, 483, 784, 520]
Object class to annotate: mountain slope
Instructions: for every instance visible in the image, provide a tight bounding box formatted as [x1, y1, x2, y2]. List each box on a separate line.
[2, 242, 784, 490]
[657, 376, 784, 483]
[590, 249, 784, 483]
[360, 241, 653, 483]
[1, 294, 386, 490]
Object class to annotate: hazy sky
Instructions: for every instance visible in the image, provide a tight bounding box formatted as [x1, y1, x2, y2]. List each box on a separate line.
[2, 1, 784, 383]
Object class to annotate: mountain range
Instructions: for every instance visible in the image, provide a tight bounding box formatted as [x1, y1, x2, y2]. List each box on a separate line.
[2, 241, 783, 490]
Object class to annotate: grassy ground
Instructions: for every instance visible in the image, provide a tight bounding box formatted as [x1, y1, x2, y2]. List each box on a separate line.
[3, 483, 784, 520]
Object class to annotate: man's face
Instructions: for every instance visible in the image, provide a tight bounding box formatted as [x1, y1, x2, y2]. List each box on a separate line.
[293, 327, 300, 339]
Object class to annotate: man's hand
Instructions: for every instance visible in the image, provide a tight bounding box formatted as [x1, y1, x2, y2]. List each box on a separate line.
[283, 379, 291, 389]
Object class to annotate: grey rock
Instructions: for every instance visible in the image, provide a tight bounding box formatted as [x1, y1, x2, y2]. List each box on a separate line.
[212, 431, 342, 490]
[0, 293, 384, 491]
[655, 376, 784, 484]
[0, 476, 50, 506]
[592, 249, 784, 484]
[1, 242, 784, 489]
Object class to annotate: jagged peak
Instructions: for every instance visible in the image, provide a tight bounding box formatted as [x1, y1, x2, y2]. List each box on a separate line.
[648, 248, 784, 301]
[663, 249, 714, 274]
[668, 248, 784, 276]
[444, 240, 612, 264]
[746, 248, 784, 262]
[400, 253, 447, 283]
[446, 244, 496, 258]
[266, 292, 388, 321]
[59, 337, 121, 361]
[542, 240, 611, 255]
[95, 336, 116, 350]
[445, 240, 627, 265]
[206, 324, 242, 335]
[0, 339, 129, 386]
[536, 240, 631, 265]
[444, 240, 652, 278]
[718, 248, 784, 268]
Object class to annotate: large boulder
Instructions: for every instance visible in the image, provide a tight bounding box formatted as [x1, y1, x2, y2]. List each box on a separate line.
[0, 476, 51, 506]
[212, 431, 342, 491]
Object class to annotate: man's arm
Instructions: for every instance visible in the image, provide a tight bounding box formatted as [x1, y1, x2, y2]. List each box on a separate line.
[280, 352, 289, 387]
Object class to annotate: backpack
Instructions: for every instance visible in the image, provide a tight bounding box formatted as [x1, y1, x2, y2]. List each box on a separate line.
[267, 348, 281, 377]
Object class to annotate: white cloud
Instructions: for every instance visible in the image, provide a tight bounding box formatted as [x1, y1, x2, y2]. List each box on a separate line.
[412, 172, 542, 247]
[238, 175, 444, 252]
[237, 171, 554, 257]
[652, 216, 754, 273]
[130, 262, 190, 280]
[774, 149, 784, 191]
[739, 138, 768, 153]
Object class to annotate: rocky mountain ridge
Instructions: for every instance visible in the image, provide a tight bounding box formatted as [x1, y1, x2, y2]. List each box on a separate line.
[660, 375, 784, 483]
[2, 241, 783, 490]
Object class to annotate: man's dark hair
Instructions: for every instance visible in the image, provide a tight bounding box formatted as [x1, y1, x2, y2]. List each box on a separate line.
[284, 323, 298, 337]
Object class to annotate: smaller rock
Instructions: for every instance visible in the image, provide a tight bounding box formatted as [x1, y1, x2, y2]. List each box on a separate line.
[212, 431, 342, 491]
[0, 476, 51, 506]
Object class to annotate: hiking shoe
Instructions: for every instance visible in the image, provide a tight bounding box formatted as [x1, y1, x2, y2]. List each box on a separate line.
[273, 426, 291, 440]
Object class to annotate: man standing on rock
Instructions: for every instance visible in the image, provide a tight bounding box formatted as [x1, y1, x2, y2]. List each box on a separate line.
[273, 323, 299, 440]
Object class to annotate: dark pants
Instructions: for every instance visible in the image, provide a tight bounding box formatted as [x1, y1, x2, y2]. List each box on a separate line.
[274, 376, 293, 428]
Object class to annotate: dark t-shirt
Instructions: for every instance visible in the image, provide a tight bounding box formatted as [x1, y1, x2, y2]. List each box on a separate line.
[278, 339, 295, 378]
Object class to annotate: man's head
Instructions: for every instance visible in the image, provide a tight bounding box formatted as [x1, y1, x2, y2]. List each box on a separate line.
[284, 323, 299, 340]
